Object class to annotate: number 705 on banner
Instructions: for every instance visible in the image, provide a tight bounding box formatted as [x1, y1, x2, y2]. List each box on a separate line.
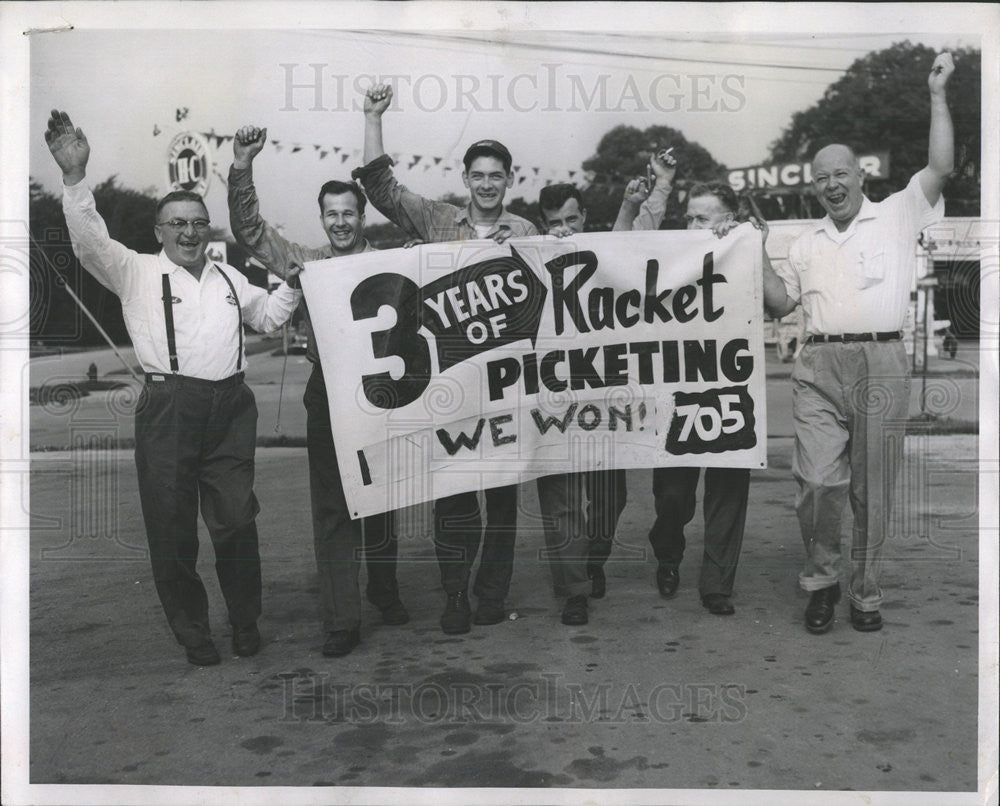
[666, 385, 757, 455]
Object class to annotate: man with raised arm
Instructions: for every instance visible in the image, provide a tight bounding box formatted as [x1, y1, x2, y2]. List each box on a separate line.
[646, 180, 788, 617]
[45, 110, 302, 666]
[533, 151, 675, 623]
[766, 52, 955, 634]
[353, 83, 537, 635]
[227, 125, 410, 659]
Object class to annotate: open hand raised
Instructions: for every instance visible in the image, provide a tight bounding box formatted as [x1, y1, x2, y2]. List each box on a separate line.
[44, 110, 89, 183]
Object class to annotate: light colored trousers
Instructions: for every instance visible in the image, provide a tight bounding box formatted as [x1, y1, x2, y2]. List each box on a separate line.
[791, 341, 910, 611]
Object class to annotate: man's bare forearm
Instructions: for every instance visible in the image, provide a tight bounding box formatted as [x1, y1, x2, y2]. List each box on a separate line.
[763, 252, 797, 318]
[927, 92, 954, 178]
[363, 115, 386, 165]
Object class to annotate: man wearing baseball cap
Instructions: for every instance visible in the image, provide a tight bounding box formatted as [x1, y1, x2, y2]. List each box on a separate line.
[353, 83, 537, 635]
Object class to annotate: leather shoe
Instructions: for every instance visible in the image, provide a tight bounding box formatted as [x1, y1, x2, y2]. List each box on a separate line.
[850, 606, 883, 632]
[656, 564, 680, 599]
[378, 598, 410, 626]
[804, 584, 841, 634]
[561, 594, 589, 626]
[440, 590, 472, 634]
[473, 598, 505, 625]
[322, 628, 360, 657]
[232, 624, 261, 657]
[186, 640, 221, 666]
[587, 564, 606, 599]
[702, 593, 735, 616]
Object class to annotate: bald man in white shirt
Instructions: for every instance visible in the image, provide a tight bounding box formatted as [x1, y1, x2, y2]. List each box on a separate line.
[45, 110, 302, 666]
[767, 53, 955, 634]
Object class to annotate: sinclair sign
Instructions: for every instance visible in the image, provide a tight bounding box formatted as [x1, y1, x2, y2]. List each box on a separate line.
[728, 152, 890, 192]
[166, 132, 212, 196]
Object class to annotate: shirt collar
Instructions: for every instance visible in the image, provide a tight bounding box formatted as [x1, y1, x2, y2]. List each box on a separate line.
[324, 239, 376, 257]
[158, 250, 216, 279]
[454, 205, 514, 228]
[814, 195, 877, 237]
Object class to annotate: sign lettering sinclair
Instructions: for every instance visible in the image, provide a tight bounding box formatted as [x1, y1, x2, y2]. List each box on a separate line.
[727, 151, 890, 191]
[301, 227, 768, 518]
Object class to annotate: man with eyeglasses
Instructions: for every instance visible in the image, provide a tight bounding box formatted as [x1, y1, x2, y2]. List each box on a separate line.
[45, 110, 302, 666]
[227, 124, 410, 660]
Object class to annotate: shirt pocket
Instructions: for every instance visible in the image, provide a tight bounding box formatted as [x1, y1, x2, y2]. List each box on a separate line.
[856, 249, 886, 289]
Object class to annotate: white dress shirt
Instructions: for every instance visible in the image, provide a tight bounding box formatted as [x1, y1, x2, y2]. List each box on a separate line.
[62, 180, 301, 380]
[778, 174, 943, 335]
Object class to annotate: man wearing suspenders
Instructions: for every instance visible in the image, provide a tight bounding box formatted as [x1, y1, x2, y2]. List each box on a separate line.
[45, 110, 302, 666]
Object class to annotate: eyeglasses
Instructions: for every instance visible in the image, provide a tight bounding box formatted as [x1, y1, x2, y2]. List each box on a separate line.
[157, 218, 211, 232]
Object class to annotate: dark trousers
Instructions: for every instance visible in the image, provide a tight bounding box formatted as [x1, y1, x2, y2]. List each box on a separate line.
[434, 484, 518, 601]
[305, 365, 399, 633]
[135, 374, 261, 648]
[585, 469, 628, 567]
[648, 467, 750, 597]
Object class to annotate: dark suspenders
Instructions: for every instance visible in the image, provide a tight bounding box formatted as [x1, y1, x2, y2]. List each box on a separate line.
[216, 267, 244, 372]
[161, 274, 179, 373]
[160, 266, 244, 375]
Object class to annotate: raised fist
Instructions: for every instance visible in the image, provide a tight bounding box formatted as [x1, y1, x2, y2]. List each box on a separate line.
[364, 83, 393, 117]
[928, 52, 955, 96]
[623, 177, 651, 205]
[650, 149, 677, 186]
[233, 125, 268, 168]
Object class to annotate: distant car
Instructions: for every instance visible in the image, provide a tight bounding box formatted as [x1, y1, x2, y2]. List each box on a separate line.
[288, 332, 309, 355]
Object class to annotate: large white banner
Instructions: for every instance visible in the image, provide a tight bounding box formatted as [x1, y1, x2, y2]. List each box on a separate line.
[302, 225, 767, 518]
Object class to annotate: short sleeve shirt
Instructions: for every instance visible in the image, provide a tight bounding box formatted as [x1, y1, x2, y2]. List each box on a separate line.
[778, 174, 944, 335]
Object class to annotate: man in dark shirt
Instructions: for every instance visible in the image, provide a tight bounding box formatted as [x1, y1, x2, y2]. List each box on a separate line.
[228, 125, 408, 659]
[353, 83, 537, 635]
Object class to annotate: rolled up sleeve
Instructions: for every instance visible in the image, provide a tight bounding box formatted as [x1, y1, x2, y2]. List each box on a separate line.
[353, 155, 454, 241]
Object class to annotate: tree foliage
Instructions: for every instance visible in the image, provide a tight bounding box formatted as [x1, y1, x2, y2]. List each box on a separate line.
[579, 124, 726, 231]
[769, 42, 981, 214]
[29, 178, 249, 346]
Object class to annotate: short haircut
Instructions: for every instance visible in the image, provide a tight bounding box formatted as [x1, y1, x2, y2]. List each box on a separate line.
[317, 180, 367, 214]
[463, 140, 513, 173]
[538, 183, 584, 216]
[687, 181, 738, 213]
[156, 190, 208, 219]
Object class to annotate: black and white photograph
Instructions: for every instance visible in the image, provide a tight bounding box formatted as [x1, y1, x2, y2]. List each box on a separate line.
[1, 3, 997, 805]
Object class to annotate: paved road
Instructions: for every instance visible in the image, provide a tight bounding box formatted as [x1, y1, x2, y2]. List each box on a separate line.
[24, 436, 981, 795]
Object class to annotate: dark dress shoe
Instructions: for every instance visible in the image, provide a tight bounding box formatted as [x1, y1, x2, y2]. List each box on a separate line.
[379, 598, 410, 626]
[322, 628, 360, 657]
[440, 590, 472, 634]
[561, 594, 589, 626]
[850, 606, 883, 632]
[186, 640, 221, 666]
[804, 583, 841, 634]
[588, 564, 606, 599]
[473, 598, 505, 625]
[702, 593, 735, 616]
[232, 624, 261, 657]
[656, 564, 680, 599]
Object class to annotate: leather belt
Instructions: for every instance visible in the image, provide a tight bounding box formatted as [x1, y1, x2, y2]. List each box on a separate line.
[806, 331, 902, 344]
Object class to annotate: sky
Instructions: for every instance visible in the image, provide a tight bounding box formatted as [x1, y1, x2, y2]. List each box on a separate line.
[23, 19, 982, 244]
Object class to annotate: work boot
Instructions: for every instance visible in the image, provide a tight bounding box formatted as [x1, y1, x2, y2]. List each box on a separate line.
[440, 590, 472, 635]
